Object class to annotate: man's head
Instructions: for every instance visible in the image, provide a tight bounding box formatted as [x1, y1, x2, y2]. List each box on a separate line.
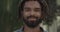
[18, 0, 48, 28]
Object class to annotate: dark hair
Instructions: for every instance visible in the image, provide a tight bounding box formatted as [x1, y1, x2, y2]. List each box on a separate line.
[18, 0, 49, 20]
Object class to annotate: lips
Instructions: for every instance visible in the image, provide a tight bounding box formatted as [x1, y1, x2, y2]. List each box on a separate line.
[28, 17, 36, 21]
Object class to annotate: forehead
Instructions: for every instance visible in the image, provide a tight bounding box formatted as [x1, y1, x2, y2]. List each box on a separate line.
[24, 1, 41, 8]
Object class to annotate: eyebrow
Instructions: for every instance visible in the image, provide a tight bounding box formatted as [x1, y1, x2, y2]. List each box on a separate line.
[24, 7, 30, 9]
[24, 7, 41, 9]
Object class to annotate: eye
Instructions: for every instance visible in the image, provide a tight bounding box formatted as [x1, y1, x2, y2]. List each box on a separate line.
[24, 8, 31, 12]
[34, 8, 41, 12]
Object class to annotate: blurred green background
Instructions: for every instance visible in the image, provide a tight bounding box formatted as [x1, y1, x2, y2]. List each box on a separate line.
[0, 0, 60, 32]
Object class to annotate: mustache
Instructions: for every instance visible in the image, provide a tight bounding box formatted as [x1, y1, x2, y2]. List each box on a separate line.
[27, 16, 38, 19]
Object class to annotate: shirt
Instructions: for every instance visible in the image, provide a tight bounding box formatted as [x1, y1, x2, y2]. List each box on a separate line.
[14, 27, 47, 32]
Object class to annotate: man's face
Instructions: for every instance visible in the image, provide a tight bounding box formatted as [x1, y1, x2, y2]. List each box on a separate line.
[22, 1, 42, 28]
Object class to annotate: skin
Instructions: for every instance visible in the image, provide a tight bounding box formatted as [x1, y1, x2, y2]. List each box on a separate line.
[22, 1, 42, 32]
[23, 1, 41, 22]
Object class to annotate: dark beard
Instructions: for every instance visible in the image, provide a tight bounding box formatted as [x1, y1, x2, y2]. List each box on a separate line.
[23, 16, 42, 28]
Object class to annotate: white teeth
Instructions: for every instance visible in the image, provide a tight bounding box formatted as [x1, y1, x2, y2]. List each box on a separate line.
[28, 18, 36, 20]
[29, 17, 35, 18]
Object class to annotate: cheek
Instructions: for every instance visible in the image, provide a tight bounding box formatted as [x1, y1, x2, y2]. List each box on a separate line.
[36, 12, 41, 17]
[23, 12, 30, 17]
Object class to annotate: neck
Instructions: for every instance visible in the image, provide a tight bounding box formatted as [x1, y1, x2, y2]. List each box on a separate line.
[24, 24, 41, 32]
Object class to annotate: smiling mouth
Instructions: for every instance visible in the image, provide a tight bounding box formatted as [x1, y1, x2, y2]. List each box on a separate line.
[28, 18, 36, 21]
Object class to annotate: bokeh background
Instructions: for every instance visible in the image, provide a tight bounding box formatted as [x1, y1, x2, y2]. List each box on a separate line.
[0, 0, 60, 32]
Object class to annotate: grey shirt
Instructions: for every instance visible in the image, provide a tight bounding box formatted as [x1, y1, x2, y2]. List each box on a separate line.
[14, 27, 47, 32]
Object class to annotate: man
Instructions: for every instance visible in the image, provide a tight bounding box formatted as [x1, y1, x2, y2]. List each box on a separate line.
[14, 0, 48, 32]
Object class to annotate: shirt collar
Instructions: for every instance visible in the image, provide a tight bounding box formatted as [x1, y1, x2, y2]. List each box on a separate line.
[14, 26, 46, 32]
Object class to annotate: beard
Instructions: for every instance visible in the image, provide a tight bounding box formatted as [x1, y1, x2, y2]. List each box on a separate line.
[23, 16, 42, 28]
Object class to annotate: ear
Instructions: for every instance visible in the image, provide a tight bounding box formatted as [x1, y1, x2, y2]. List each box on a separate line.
[40, 11, 46, 20]
[21, 11, 23, 14]
[21, 11, 23, 17]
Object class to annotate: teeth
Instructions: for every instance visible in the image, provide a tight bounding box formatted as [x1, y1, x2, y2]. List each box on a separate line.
[29, 18, 35, 19]
[28, 18, 36, 20]
[29, 17, 35, 18]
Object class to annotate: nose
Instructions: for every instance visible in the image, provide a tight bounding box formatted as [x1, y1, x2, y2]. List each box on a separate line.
[30, 10, 35, 15]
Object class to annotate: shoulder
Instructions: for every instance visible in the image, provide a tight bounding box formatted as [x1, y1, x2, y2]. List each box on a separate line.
[40, 27, 48, 32]
[14, 29, 22, 32]
[14, 27, 23, 32]
[44, 30, 48, 32]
